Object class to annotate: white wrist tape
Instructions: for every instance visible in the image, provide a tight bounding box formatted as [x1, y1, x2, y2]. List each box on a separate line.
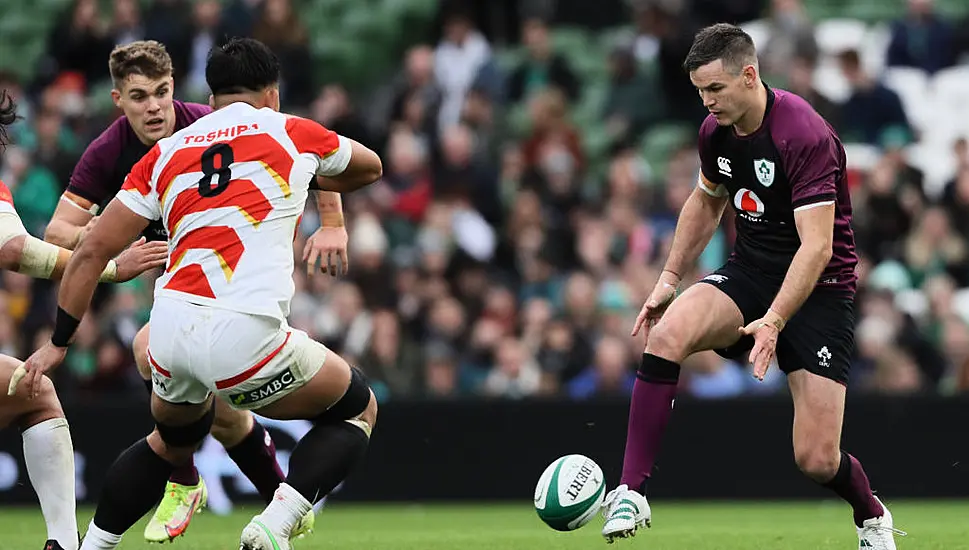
[98, 260, 118, 283]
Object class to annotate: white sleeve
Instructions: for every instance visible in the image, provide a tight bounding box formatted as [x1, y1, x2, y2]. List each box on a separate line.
[115, 177, 162, 221]
[0, 212, 27, 248]
[316, 135, 353, 177]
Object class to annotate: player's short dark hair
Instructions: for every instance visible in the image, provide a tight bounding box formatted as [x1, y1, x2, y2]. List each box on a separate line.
[206, 37, 281, 96]
[109, 40, 174, 89]
[682, 23, 757, 74]
[0, 89, 18, 148]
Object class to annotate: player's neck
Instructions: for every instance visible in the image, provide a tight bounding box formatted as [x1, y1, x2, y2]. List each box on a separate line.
[213, 94, 267, 111]
[733, 82, 769, 137]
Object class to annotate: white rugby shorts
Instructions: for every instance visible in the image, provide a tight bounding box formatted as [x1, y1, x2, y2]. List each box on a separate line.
[146, 297, 327, 409]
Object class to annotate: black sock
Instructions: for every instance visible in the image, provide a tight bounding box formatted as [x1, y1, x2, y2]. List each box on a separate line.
[92, 439, 175, 534]
[226, 421, 285, 503]
[286, 422, 369, 504]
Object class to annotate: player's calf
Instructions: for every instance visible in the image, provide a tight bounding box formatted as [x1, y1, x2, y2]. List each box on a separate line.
[133, 323, 211, 540]
[1, 358, 79, 550]
[243, 363, 376, 546]
[211, 398, 286, 503]
[80, 398, 215, 550]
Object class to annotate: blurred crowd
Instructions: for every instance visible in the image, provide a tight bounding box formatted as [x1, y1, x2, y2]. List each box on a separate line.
[0, 0, 968, 403]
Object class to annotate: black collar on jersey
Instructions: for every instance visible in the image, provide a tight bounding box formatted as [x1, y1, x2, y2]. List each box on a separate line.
[763, 81, 776, 114]
[734, 81, 776, 139]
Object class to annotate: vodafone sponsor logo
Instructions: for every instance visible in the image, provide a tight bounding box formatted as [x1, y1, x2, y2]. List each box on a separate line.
[733, 188, 765, 218]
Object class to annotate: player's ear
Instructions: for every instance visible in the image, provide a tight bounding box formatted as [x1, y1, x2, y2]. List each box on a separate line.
[742, 64, 758, 87]
[208, 94, 215, 109]
[111, 89, 122, 109]
[268, 86, 281, 112]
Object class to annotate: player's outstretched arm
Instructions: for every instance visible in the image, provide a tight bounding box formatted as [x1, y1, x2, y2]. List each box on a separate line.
[663, 175, 729, 278]
[9, 201, 157, 397]
[0, 231, 166, 283]
[44, 191, 98, 249]
[0, 209, 165, 282]
[315, 138, 383, 193]
[631, 176, 728, 338]
[57, 199, 153, 315]
[768, 203, 834, 324]
[740, 203, 835, 380]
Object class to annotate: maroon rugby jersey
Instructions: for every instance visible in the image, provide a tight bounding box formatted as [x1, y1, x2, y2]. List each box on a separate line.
[698, 85, 858, 295]
[68, 101, 212, 241]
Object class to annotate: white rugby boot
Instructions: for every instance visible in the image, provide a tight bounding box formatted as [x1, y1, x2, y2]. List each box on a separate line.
[601, 484, 651, 543]
[856, 496, 905, 550]
[240, 516, 290, 550]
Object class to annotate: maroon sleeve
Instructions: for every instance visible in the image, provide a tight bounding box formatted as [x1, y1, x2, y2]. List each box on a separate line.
[697, 114, 728, 186]
[774, 95, 842, 210]
[66, 120, 125, 205]
[175, 101, 213, 126]
[187, 102, 213, 120]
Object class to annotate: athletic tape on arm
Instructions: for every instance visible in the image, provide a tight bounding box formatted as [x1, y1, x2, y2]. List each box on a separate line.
[0, 213, 61, 277]
[0, 214, 118, 281]
[697, 174, 728, 198]
[60, 195, 100, 215]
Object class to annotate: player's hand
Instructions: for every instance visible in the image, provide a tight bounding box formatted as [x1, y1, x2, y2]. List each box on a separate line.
[631, 270, 680, 340]
[8, 342, 67, 398]
[303, 226, 349, 277]
[738, 310, 785, 381]
[115, 237, 169, 281]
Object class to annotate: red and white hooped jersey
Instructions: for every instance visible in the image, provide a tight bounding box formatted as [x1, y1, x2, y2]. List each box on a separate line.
[0, 179, 17, 215]
[116, 102, 351, 320]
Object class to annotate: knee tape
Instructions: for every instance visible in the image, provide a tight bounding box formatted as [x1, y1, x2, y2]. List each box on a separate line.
[155, 402, 215, 448]
[315, 367, 371, 426]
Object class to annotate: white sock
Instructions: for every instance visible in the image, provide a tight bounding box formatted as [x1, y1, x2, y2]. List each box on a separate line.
[79, 521, 122, 550]
[22, 417, 78, 550]
[257, 483, 312, 536]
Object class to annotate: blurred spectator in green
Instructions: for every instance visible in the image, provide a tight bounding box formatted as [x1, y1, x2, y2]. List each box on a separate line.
[507, 16, 580, 104]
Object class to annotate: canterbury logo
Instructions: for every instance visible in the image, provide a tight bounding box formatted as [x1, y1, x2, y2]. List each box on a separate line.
[717, 157, 732, 177]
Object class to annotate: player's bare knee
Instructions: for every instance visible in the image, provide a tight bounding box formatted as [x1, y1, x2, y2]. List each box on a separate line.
[147, 430, 195, 465]
[794, 444, 840, 481]
[34, 375, 60, 410]
[359, 389, 377, 430]
[645, 319, 693, 362]
[16, 375, 64, 430]
[209, 405, 253, 447]
[133, 327, 151, 379]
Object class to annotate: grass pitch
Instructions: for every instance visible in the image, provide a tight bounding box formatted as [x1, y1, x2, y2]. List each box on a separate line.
[1, 500, 967, 549]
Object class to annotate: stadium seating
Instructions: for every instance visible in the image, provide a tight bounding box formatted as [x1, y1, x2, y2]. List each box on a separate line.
[814, 18, 869, 57]
[0, 0, 437, 98]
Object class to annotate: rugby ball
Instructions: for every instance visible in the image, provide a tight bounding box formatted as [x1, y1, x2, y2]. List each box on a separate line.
[534, 454, 606, 531]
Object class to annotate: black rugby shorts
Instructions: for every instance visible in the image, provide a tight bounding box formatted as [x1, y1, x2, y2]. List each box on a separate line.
[697, 261, 855, 385]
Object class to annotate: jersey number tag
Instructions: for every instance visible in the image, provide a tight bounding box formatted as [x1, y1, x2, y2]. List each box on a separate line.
[754, 158, 775, 187]
[197, 143, 235, 197]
